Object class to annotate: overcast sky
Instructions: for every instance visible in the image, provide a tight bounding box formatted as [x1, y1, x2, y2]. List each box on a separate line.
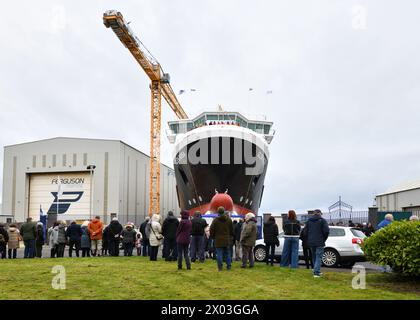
[1, 0, 420, 214]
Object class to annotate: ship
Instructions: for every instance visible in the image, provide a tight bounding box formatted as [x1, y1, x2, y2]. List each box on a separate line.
[167, 110, 274, 216]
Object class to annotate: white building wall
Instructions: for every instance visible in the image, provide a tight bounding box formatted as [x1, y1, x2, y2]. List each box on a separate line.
[376, 188, 420, 211]
[2, 138, 178, 225]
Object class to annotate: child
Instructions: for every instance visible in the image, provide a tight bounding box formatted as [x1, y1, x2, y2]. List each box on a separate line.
[135, 232, 142, 256]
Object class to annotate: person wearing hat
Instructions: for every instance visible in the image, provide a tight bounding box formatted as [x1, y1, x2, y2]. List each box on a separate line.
[240, 212, 258, 268]
[108, 217, 123, 256]
[209, 206, 234, 271]
[121, 223, 137, 256]
[305, 209, 329, 277]
[149, 214, 164, 261]
[162, 211, 180, 261]
[176, 210, 192, 270]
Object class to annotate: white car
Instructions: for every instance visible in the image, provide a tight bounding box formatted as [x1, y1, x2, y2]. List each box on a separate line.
[253, 226, 366, 268]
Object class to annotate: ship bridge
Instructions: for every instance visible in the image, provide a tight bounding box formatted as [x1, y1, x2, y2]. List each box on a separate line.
[167, 111, 275, 144]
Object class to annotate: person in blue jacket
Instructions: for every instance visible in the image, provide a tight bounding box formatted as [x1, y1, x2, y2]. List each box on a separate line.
[304, 209, 329, 278]
[377, 214, 393, 230]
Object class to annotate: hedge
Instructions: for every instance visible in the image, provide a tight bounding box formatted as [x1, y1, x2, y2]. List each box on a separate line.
[362, 220, 420, 276]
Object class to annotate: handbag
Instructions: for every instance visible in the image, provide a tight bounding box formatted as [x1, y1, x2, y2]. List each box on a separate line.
[151, 223, 164, 241]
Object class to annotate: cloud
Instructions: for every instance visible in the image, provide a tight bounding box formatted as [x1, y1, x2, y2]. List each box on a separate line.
[1, 0, 420, 214]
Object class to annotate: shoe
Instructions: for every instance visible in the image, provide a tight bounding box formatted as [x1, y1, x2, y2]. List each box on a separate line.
[240, 265, 246, 268]
[313, 275, 321, 278]
[187, 266, 191, 270]
[178, 266, 182, 270]
[249, 265, 254, 268]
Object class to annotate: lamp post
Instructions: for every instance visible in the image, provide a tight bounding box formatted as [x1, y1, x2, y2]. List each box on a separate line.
[87, 165, 96, 221]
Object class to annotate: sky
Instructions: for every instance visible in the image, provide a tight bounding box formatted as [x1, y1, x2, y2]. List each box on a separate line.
[1, 0, 420, 214]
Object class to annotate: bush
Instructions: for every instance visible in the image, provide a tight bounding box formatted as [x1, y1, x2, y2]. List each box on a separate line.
[362, 221, 420, 276]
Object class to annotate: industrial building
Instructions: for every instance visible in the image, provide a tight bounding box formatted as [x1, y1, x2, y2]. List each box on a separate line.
[375, 179, 420, 214]
[1, 137, 178, 225]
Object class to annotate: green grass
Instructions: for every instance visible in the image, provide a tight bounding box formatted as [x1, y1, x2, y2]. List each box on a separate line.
[0, 257, 419, 300]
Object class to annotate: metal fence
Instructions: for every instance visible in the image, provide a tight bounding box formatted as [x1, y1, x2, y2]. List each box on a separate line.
[323, 210, 369, 225]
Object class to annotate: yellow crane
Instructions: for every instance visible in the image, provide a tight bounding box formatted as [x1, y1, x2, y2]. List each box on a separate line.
[103, 10, 188, 216]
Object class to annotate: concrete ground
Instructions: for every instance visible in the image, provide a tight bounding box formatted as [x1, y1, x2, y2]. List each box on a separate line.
[3, 246, 382, 273]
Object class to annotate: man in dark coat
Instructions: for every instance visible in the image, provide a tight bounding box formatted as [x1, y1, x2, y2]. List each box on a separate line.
[139, 217, 150, 257]
[209, 207, 234, 271]
[162, 211, 180, 261]
[263, 216, 279, 266]
[108, 218, 123, 256]
[190, 211, 208, 263]
[66, 221, 82, 257]
[20, 217, 37, 258]
[305, 209, 329, 277]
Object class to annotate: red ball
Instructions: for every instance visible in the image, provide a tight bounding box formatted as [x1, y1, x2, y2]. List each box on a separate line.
[210, 193, 234, 213]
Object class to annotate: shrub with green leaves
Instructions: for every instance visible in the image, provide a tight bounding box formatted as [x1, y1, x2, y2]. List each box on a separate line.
[362, 221, 420, 276]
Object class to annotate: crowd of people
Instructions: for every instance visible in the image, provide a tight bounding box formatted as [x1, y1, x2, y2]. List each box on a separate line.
[0, 208, 418, 276]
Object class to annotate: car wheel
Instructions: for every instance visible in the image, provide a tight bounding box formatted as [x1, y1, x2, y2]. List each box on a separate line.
[254, 245, 266, 262]
[322, 248, 340, 268]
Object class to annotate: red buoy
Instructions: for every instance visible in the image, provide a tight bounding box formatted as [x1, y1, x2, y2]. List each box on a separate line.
[209, 193, 234, 212]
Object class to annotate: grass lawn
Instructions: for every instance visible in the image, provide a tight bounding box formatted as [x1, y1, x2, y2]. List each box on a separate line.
[0, 257, 419, 300]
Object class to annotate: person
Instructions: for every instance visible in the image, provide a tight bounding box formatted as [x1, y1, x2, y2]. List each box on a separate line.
[121, 223, 137, 256]
[35, 222, 45, 258]
[348, 220, 355, 227]
[0, 223, 9, 259]
[66, 221, 82, 257]
[81, 222, 91, 257]
[162, 211, 180, 261]
[102, 224, 110, 256]
[7, 224, 20, 259]
[88, 216, 104, 257]
[48, 222, 59, 258]
[203, 225, 211, 259]
[234, 219, 244, 261]
[20, 217, 37, 258]
[240, 212, 258, 268]
[299, 224, 313, 270]
[139, 217, 150, 256]
[362, 222, 375, 237]
[377, 213, 394, 230]
[280, 210, 301, 268]
[190, 211, 208, 263]
[176, 210, 192, 270]
[149, 214, 163, 261]
[263, 216, 279, 266]
[210, 206, 234, 271]
[135, 232, 142, 256]
[108, 217, 123, 256]
[305, 209, 329, 277]
[56, 221, 67, 258]
[409, 215, 419, 221]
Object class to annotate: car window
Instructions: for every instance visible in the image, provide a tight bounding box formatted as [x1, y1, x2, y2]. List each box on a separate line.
[350, 228, 366, 238]
[329, 228, 345, 237]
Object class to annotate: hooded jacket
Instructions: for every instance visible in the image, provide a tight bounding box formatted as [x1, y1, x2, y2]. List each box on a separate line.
[7, 227, 20, 249]
[176, 212, 192, 245]
[209, 212, 234, 248]
[88, 218, 104, 240]
[109, 220, 123, 240]
[81, 226, 91, 248]
[20, 221, 37, 241]
[191, 213, 208, 236]
[240, 218, 257, 247]
[57, 224, 67, 244]
[305, 215, 329, 247]
[149, 214, 163, 247]
[162, 215, 180, 240]
[122, 225, 137, 244]
[66, 222, 83, 242]
[263, 219, 279, 245]
[48, 226, 59, 247]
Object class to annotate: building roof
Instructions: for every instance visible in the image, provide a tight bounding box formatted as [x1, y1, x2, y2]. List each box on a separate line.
[3, 137, 174, 171]
[377, 179, 420, 196]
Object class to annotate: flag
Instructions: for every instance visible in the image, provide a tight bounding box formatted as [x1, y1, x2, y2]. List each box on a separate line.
[266, 90, 273, 94]
[179, 89, 185, 95]
[39, 205, 47, 242]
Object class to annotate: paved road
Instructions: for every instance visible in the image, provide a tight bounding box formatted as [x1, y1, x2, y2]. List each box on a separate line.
[4, 247, 382, 273]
